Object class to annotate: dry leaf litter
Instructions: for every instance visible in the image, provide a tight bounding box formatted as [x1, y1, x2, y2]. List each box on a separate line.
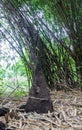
[0, 90, 82, 130]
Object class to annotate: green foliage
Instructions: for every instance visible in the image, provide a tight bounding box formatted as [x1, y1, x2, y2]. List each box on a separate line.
[14, 90, 27, 97]
[12, 58, 26, 76]
[4, 0, 27, 7]
[0, 67, 5, 87]
[0, 67, 5, 78]
[0, 55, 31, 96]
[0, 0, 82, 92]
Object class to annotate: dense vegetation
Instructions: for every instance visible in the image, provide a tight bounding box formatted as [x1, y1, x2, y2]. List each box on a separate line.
[0, 0, 82, 97]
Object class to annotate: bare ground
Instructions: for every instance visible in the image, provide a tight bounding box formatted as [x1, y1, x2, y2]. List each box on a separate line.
[0, 89, 82, 130]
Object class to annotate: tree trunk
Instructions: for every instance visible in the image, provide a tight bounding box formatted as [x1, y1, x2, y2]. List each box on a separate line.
[25, 62, 53, 113]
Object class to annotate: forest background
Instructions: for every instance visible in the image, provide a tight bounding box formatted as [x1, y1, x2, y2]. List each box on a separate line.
[0, 0, 82, 97]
